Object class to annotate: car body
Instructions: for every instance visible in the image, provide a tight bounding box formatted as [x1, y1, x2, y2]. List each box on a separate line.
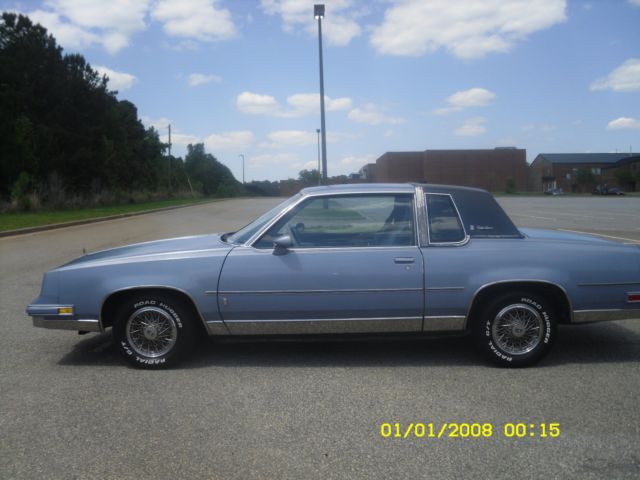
[27, 183, 640, 368]
[593, 185, 625, 195]
[544, 187, 564, 195]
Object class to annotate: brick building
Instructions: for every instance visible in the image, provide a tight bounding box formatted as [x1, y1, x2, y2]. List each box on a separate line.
[361, 148, 528, 192]
[529, 153, 640, 192]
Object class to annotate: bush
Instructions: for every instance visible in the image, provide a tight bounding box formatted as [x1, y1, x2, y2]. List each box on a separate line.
[505, 178, 516, 194]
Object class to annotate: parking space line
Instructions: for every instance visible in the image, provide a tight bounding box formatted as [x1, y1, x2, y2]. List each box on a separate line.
[510, 213, 557, 221]
[558, 229, 640, 244]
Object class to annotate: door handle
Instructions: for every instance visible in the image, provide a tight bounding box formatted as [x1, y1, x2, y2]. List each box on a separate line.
[394, 257, 415, 264]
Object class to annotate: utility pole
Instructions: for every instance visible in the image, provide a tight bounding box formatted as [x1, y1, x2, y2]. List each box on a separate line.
[315, 4, 328, 183]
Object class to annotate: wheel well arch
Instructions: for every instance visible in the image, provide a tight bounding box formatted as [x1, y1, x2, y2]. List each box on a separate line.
[466, 280, 572, 329]
[100, 286, 208, 335]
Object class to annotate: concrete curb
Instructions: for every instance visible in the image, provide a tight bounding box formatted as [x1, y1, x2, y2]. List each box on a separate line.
[0, 199, 222, 238]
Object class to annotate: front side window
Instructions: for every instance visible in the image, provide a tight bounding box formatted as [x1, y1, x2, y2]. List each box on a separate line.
[254, 194, 415, 248]
[426, 193, 466, 244]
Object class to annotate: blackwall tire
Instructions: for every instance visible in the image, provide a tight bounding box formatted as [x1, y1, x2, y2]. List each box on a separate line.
[473, 292, 557, 367]
[113, 293, 196, 369]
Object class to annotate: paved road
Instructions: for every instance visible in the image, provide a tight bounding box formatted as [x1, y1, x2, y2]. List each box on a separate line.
[1, 196, 639, 479]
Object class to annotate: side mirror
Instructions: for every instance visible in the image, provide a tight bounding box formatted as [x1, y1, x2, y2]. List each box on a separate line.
[273, 235, 292, 254]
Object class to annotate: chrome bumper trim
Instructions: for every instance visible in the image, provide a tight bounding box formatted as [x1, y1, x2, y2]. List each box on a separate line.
[423, 316, 466, 331]
[224, 317, 422, 335]
[205, 320, 230, 335]
[572, 309, 640, 324]
[32, 316, 102, 332]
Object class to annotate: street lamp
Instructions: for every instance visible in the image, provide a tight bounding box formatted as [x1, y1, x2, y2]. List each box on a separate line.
[314, 4, 328, 182]
[239, 154, 245, 184]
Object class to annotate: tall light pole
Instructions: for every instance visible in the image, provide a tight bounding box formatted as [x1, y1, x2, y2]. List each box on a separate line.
[239, 154, 245, 184]
[168, 124, 172, 192]
[314, 4, 328, 183]
[316, 128, 321, 185]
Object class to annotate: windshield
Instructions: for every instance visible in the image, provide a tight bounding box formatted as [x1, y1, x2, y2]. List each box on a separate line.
[227, 194, 301, 245]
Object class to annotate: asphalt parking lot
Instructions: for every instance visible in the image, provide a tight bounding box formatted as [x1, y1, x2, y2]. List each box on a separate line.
[1, 195, 639, 479]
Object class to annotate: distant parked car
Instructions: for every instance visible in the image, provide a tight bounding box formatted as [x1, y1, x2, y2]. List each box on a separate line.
[544, 188, 564, 195]
[27, 183, 640, 369]
[593, 185, 625, 195]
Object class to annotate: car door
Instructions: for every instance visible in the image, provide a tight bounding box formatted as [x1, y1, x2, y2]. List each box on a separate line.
[218, 192, 424, 334]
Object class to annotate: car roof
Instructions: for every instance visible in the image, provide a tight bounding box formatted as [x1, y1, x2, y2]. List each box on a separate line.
[300, 182, 488, 196]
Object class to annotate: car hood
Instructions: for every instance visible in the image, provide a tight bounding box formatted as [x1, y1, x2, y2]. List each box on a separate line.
[58, 233, 231, 269]
[519, 227, 626, 245]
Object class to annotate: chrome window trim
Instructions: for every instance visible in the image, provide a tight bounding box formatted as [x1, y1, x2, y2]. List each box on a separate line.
[424, 192, 470, 247]
[414, 185, 428, 247]
[248, 190, 419, 250]
[465, 279, 574, 328]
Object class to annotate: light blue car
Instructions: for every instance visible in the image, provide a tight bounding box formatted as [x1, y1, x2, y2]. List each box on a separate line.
[27, 183, 640, 368]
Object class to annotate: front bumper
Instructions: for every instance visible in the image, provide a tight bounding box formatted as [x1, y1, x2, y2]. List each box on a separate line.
[27, 304, 102, 332]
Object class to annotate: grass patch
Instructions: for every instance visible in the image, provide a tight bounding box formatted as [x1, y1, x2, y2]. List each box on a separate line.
[0, 197, 217, 232]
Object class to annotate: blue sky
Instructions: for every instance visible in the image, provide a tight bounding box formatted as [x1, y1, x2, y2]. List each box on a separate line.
[4, 0, 640, 182]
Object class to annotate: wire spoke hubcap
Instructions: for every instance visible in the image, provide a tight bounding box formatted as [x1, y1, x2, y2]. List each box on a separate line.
[492, 303, 543, 355]
[126, 306, 177, 358]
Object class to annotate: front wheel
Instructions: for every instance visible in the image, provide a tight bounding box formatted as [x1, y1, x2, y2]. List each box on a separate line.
[473, 292, 557, 367]
[113, 293, 196, 369]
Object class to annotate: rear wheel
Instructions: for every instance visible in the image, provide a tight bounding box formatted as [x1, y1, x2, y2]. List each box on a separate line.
[473, 292, 557, 367]
[113, 293, 196, 369]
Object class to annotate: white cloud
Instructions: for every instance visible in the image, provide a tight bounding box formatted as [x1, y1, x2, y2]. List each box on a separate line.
[433, 87, 496, 115]
[286, 93, 353, 114]
[629, 0, 640, 6]
[188, 73, 222, 86]
[152, 0, 237, 41]
[260, 0, 361, 46]
[44, 0, 149, 31]
[250, 153, 299, 167]
[607, 117, 640, 130]
[590, 58, 640, 92]
[370, 0, 567, 59]
[94, 65, 137, 91]
[236, 91, 352, 117]
[236, 92, 280, 115]
[204, 131, 254, 151]
[28, 9, 100, 51]
[28, 0, 150, 54]
[264, 130, 317, 147]
[260, 129, 350, 148]
[455, 117, 488, 136]
[141, 116, 200, 147]
[348, 103, 405, 125]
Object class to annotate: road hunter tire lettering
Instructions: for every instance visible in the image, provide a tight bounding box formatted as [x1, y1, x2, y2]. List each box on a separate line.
[474, 292, 557, 367]
[114, 293, 196, 369]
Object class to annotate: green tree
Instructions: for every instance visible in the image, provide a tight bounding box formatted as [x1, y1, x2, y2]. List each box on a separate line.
[184, 143, 238, 196]
[298, 169, 321, 186]
[0, 12, 170, 207]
